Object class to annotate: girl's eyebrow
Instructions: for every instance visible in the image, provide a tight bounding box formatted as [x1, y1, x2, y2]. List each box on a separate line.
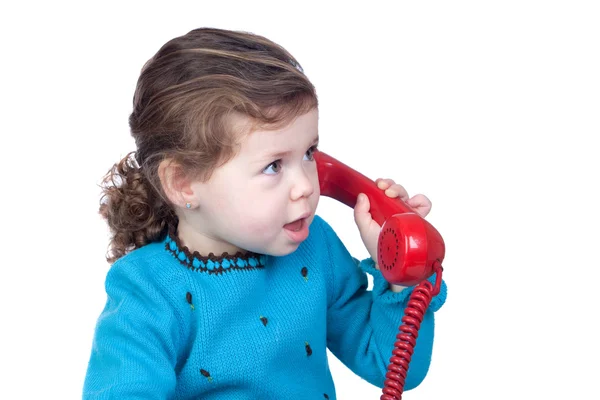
[258, 135, 319, 162]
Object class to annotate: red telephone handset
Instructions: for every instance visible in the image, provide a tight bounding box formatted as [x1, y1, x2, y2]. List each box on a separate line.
[314, 149, 445, 286]
[313, 149, 444, 400]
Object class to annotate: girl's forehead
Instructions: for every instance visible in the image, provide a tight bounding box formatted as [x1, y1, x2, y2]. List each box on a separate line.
[236, 110, 318, 158]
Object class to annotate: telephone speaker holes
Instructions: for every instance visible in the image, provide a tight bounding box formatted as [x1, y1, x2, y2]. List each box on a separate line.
[378, 227, 399, 271]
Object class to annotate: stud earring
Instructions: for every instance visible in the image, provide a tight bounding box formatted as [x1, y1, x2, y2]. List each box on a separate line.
[185, 202, 192, 209]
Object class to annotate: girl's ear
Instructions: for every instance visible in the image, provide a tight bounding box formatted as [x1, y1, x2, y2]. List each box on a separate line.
[158, 159, 196, 208]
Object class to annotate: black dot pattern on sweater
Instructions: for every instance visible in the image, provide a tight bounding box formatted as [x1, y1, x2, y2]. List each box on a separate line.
[186, 292, 195, 310]
[189, 262, 322, 390]
[301, 266, 308, 281]
[200, 369, 213, 382]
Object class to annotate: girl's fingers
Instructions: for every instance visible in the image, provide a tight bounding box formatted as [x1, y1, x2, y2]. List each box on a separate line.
[385, 184, 409, 201]
[406, 194, 432, 218]
[376, 178, 395, 190]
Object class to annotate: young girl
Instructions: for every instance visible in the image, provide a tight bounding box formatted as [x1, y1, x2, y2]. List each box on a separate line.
[83, 27, 447, 399]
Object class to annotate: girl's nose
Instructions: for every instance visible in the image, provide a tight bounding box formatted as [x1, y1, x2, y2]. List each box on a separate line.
[290, 169, 315, 200]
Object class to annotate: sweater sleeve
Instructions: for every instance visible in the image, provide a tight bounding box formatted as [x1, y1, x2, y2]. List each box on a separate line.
[83, 258, 182, 399]
[320, 217, 447, 390]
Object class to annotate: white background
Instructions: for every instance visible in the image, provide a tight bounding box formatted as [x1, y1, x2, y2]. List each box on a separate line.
[1, 1, 599, 399]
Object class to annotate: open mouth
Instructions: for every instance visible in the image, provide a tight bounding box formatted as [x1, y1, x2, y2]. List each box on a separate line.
[283, 215, 310, 243]
[283, 218, 304, 232]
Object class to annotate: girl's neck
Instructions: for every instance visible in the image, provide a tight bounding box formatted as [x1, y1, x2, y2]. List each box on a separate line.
[175, 217, 246, 257]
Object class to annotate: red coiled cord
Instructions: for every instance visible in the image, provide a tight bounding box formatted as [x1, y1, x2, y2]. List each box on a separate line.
[380, 266, 443, 400]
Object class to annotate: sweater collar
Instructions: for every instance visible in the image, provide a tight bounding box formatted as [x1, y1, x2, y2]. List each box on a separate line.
[164, 226, 267, 274]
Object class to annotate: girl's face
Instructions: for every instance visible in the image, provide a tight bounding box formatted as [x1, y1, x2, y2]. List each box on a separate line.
[183, 108, 321, 256]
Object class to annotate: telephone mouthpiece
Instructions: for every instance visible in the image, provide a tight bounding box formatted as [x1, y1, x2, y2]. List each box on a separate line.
[377, 213, 445, 286]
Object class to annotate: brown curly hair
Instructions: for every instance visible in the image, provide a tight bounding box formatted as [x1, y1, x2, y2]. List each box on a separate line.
[99, 28, 318, 263]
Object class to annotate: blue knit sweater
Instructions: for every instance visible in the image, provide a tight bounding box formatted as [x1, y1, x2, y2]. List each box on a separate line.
[83, 215, 447, 399]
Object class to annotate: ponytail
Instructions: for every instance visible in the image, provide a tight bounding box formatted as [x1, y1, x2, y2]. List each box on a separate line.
[99, 151, 176, 264]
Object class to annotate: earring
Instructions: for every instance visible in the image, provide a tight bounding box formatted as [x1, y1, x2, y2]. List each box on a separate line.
[185, 202, 192, 209]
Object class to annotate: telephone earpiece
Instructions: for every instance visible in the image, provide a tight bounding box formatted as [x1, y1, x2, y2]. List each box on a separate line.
[314, 149, 445, 286]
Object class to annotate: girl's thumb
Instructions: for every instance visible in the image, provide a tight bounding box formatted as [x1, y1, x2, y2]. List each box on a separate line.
[353, 193, 370, 227]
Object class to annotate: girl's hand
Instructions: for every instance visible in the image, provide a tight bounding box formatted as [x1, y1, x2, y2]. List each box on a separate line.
[353, 179, 432, 288]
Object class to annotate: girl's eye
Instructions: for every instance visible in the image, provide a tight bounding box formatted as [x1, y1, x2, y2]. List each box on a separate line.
[304, 145, 317, 161]
[263, 160, 282, 175]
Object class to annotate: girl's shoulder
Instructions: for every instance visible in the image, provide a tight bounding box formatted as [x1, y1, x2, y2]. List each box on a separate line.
[307, 214, 340, 245]
[105, 239, 185, 290]
[299, 214, 343, 259]
[112, 239, 171, 269]
[308, 214, 331, 235]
